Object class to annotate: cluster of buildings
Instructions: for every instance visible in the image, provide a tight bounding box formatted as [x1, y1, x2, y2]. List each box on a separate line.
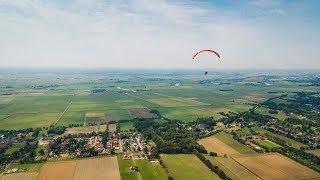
[122, 133, 148, 160]
[265, 121, 319, 147]
[242, 134, 266, 151]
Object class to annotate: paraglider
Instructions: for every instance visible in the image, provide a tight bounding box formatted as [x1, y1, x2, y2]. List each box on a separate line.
[192, 49, 221, 75]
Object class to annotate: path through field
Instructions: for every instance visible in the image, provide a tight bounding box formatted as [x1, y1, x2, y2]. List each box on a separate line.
[53, 101, 72, 126]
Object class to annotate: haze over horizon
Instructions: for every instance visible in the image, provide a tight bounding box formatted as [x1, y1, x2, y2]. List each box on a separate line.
[1, 0, 320, 69]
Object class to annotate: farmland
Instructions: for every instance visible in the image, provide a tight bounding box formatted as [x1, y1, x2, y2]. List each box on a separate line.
[119, 121, 134, 132]
[160, 154, 220, 180]
[0, 172, 37, 180]
[73, 157, 121, 180]
[213, 132, 256, 154]
[128, 108, 157, 119]
[233, 153, 320, 180]
[206, 156, 260, 180]
[251, 126, 306, 149]
[198, 136, 239, 155]
[256, 139, 281, 149]
[35, 157, 120, 180]
[0, 70, 320, 180]
[36, 161, 76, 180]
[64, 125, 108, 135]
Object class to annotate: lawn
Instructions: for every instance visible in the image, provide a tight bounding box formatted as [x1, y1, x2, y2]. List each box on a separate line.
[257, 139, 281, 150]
[214, 132, 256, 154]
[160, 154, 220, 180]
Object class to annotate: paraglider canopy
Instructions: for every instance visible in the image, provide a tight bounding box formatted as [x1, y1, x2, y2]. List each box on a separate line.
[192, 49, 221, 59]
[192, 49, 221, 75]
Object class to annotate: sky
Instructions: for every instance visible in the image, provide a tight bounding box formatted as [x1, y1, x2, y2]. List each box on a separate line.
[0, 0, 320, 69]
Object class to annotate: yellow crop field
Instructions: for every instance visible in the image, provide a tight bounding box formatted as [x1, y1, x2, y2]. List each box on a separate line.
[198, 136, 239, 155]
[36, 161, 76, 180]
[233, 153, 320, 180]
[35, 157, 120, 180]
[73, 157, 121, 180]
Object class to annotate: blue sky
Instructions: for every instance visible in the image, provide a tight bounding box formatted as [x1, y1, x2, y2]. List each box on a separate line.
[0, 0, 319, 69]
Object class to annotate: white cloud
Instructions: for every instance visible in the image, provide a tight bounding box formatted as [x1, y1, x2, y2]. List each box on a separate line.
[0, 0, 319, 69]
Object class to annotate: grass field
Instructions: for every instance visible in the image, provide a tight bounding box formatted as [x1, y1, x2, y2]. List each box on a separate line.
[160, 154, 220, 180]
[233, 153, 320, 180]
[198, 136, 239, 155]
[0, 113, 59, 130]
[119, 121, 134, 132]
[135, 160, 167, 180]
[0, 172, 37, 180]
[206, 156, 260, 180]
[214, 132, 256, 154]
[256, 107, 288, 120]
[117, 155, 166, 180]
[117, 155, 140, 180]
[256, 139, 281, 149]
[147, 97, 209, 107]
[57, 111, 85, 126]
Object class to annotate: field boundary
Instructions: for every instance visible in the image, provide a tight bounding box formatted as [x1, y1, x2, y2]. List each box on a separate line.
[229, 156, 263, 179]
[53, 101, 72, 126]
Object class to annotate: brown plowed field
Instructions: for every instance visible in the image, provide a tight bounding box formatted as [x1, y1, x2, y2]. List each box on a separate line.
[128, 108, 158, 119]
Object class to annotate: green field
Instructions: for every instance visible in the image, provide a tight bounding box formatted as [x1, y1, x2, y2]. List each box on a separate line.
[0, 71, 318, 130]
[215, 132, 256, 154]
[6, 162, 44, 172]
[206, 156, 260, 180]
[256, 107, 288, 120]
[117, 155, 167, 180]
[117, 155, 140, 180]
[160, 154, 220, 180]
[257, 139, 281, 149]
[119, 121, 134, 132]
[0, 113, 59, 130]
[136, 160, 167, 180]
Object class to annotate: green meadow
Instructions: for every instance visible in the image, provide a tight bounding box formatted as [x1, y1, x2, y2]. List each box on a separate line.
[160, 154, 220, 180]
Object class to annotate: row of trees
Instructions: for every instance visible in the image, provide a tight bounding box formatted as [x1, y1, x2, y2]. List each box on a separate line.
[277, 146, 320, 173]
[194, 151, 231, 180]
